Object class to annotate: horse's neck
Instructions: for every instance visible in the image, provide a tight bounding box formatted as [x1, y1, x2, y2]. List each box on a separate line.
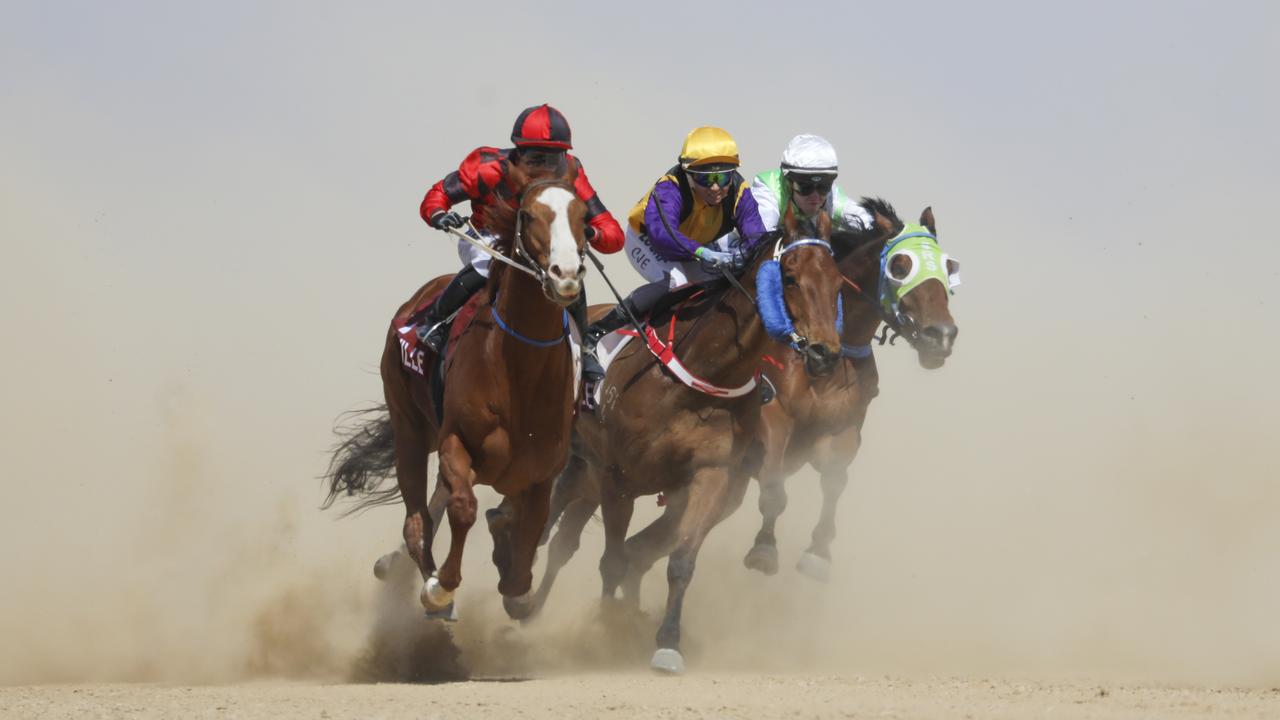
[674, 271, 767, 387]
[491, 269, 565, 350]
[838, 256, 883, 346]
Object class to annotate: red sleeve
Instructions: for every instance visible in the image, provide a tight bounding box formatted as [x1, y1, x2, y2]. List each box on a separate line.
[570, 157, 625, 254]
[419, 148, 506, 224]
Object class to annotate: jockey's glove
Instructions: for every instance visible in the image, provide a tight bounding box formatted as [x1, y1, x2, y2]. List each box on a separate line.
[694, 246, 737, 270]
[430, 211, 465, 231]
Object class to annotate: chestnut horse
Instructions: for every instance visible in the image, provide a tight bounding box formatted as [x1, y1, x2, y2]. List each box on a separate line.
[323, 165, 589, 620]
[532, 209, 845, 673]
[742, 198, 959, 581]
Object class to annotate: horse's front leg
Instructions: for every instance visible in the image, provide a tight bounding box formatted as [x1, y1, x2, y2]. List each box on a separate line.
[530, 458, 599, 618]
[619, 486, 689, 606]
[745, 402, 793, 575]
[798, 425, 861, 582]
[652, 466, 749, 674]
[495, 478, 553, 620]
[598, 469, 635, 600]
[426, 432, 477, 612]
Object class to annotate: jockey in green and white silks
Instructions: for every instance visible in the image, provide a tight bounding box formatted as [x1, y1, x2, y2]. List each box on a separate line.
[749, 134, 873, 235]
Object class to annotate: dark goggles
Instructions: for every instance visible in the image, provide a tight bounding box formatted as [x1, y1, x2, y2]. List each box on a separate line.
[789, 174, 836, 196]
[520, 148, 566, 167]
[687, 169, 734, 188]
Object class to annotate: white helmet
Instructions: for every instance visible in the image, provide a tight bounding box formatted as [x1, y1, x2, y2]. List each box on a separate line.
[781, 134, 838, 175]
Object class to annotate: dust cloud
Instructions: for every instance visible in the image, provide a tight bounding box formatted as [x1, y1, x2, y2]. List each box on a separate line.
[2, 0, 1278, 693]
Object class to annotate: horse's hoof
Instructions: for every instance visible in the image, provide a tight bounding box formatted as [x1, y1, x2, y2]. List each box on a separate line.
[796, 551, 831, 582]
[502, 591, 534, 621]
[743, 544, 779, 575]
[650, 648, 685, 675]
[423, 602, 458, 622]
[421, 573, 456, 610]
[373, 550, 403, 581]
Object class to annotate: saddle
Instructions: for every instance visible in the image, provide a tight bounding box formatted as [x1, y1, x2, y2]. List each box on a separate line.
[647, 278, 728, 326]
[393, 290, 486, 423]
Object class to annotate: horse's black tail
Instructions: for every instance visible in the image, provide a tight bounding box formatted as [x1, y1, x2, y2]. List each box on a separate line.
[321, 405, 403, 516]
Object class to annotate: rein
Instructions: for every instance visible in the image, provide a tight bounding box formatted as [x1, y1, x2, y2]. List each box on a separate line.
[444, 220, 542, 281]
[647, 185, 832, 355]
[443, 175, 585, 299]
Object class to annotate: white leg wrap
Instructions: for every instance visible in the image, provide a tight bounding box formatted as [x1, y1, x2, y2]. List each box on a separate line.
[421, 573, 455, 610]
[650, 648, 685, 675]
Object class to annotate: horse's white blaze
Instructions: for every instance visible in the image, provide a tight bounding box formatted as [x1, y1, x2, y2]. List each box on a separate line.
[536, 187, 582, 294]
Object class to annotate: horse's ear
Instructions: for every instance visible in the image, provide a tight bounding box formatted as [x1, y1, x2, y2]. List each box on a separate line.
[782, 201, 798, 241]
[507, 159, 532, 195]
[872, 210, 896, 238]
[920, 206, 936, 235]
[562, 156, 580, 187]
[817, 210, 832, 240]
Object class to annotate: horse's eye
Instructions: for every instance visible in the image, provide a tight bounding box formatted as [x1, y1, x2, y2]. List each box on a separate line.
[888, 252, 914, 282]
[782, 274, 799, 288]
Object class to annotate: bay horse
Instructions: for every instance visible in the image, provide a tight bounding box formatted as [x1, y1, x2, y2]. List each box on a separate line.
[742, 198, 959, 581]
[323, 163, 589, 621]
[532, 208, 845, 673]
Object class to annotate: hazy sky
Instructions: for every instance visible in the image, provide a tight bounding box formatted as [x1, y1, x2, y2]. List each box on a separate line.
[1, 0, 1278, 685]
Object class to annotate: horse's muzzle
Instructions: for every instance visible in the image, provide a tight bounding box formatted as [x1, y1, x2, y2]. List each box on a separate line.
[544, 263, 584, 305]
[803, 343, 838, 377]
[916, 323, 957, 369]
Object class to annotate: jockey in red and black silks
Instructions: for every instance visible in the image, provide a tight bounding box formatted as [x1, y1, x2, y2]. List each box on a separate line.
[416, 104, 624, 381]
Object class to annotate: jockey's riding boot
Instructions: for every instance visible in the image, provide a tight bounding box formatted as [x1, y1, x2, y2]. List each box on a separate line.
[582, 302, 633, 377]
[417, 265, 486, 353]
[569, 296, 606, 383]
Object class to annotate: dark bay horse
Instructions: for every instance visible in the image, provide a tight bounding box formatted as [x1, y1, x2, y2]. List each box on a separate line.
[742, 198, 959, 581]
[324, 164, 589, 620]
[533, 210, 845, 673]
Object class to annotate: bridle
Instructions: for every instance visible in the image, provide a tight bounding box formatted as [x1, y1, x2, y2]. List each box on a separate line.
[839, 229, 940, 349]
[443, 178, 585, 302]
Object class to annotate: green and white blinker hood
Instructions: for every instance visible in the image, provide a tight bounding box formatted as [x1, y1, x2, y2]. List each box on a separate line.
[879, 224, 960, 326]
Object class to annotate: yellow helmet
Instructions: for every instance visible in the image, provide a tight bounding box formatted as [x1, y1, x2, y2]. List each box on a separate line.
[678, 127, 740, 170]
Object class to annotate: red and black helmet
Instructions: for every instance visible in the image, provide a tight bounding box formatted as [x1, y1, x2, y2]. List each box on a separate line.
[510, 104, 572, 150]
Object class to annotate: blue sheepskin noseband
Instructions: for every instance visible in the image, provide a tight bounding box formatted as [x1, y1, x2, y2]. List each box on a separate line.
[756, 238, 841, 348]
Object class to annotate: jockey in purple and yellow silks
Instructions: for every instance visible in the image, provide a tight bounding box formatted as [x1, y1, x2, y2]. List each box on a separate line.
[582, 127, 767, 362]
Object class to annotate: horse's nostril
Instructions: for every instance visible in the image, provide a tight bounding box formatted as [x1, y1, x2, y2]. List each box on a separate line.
[549, 264, 562, 278]
[923, 324, 958, 349]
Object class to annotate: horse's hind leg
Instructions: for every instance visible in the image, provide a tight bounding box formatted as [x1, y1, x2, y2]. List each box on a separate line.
[391, 418, 437, 588]
[652, 467, 748, 674]
[745, 406, 792, 575]
[798, 426, 860, 582]
[619, 487, 690, 606]
[427, 475, 449, 544]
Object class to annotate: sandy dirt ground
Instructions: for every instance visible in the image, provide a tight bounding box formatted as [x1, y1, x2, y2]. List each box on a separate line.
[6, 6, 1279, 712]
[5, 675, 1280, 720]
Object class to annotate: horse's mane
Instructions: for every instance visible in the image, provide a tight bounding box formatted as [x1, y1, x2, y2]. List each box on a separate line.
[831, 196, 904, 261]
